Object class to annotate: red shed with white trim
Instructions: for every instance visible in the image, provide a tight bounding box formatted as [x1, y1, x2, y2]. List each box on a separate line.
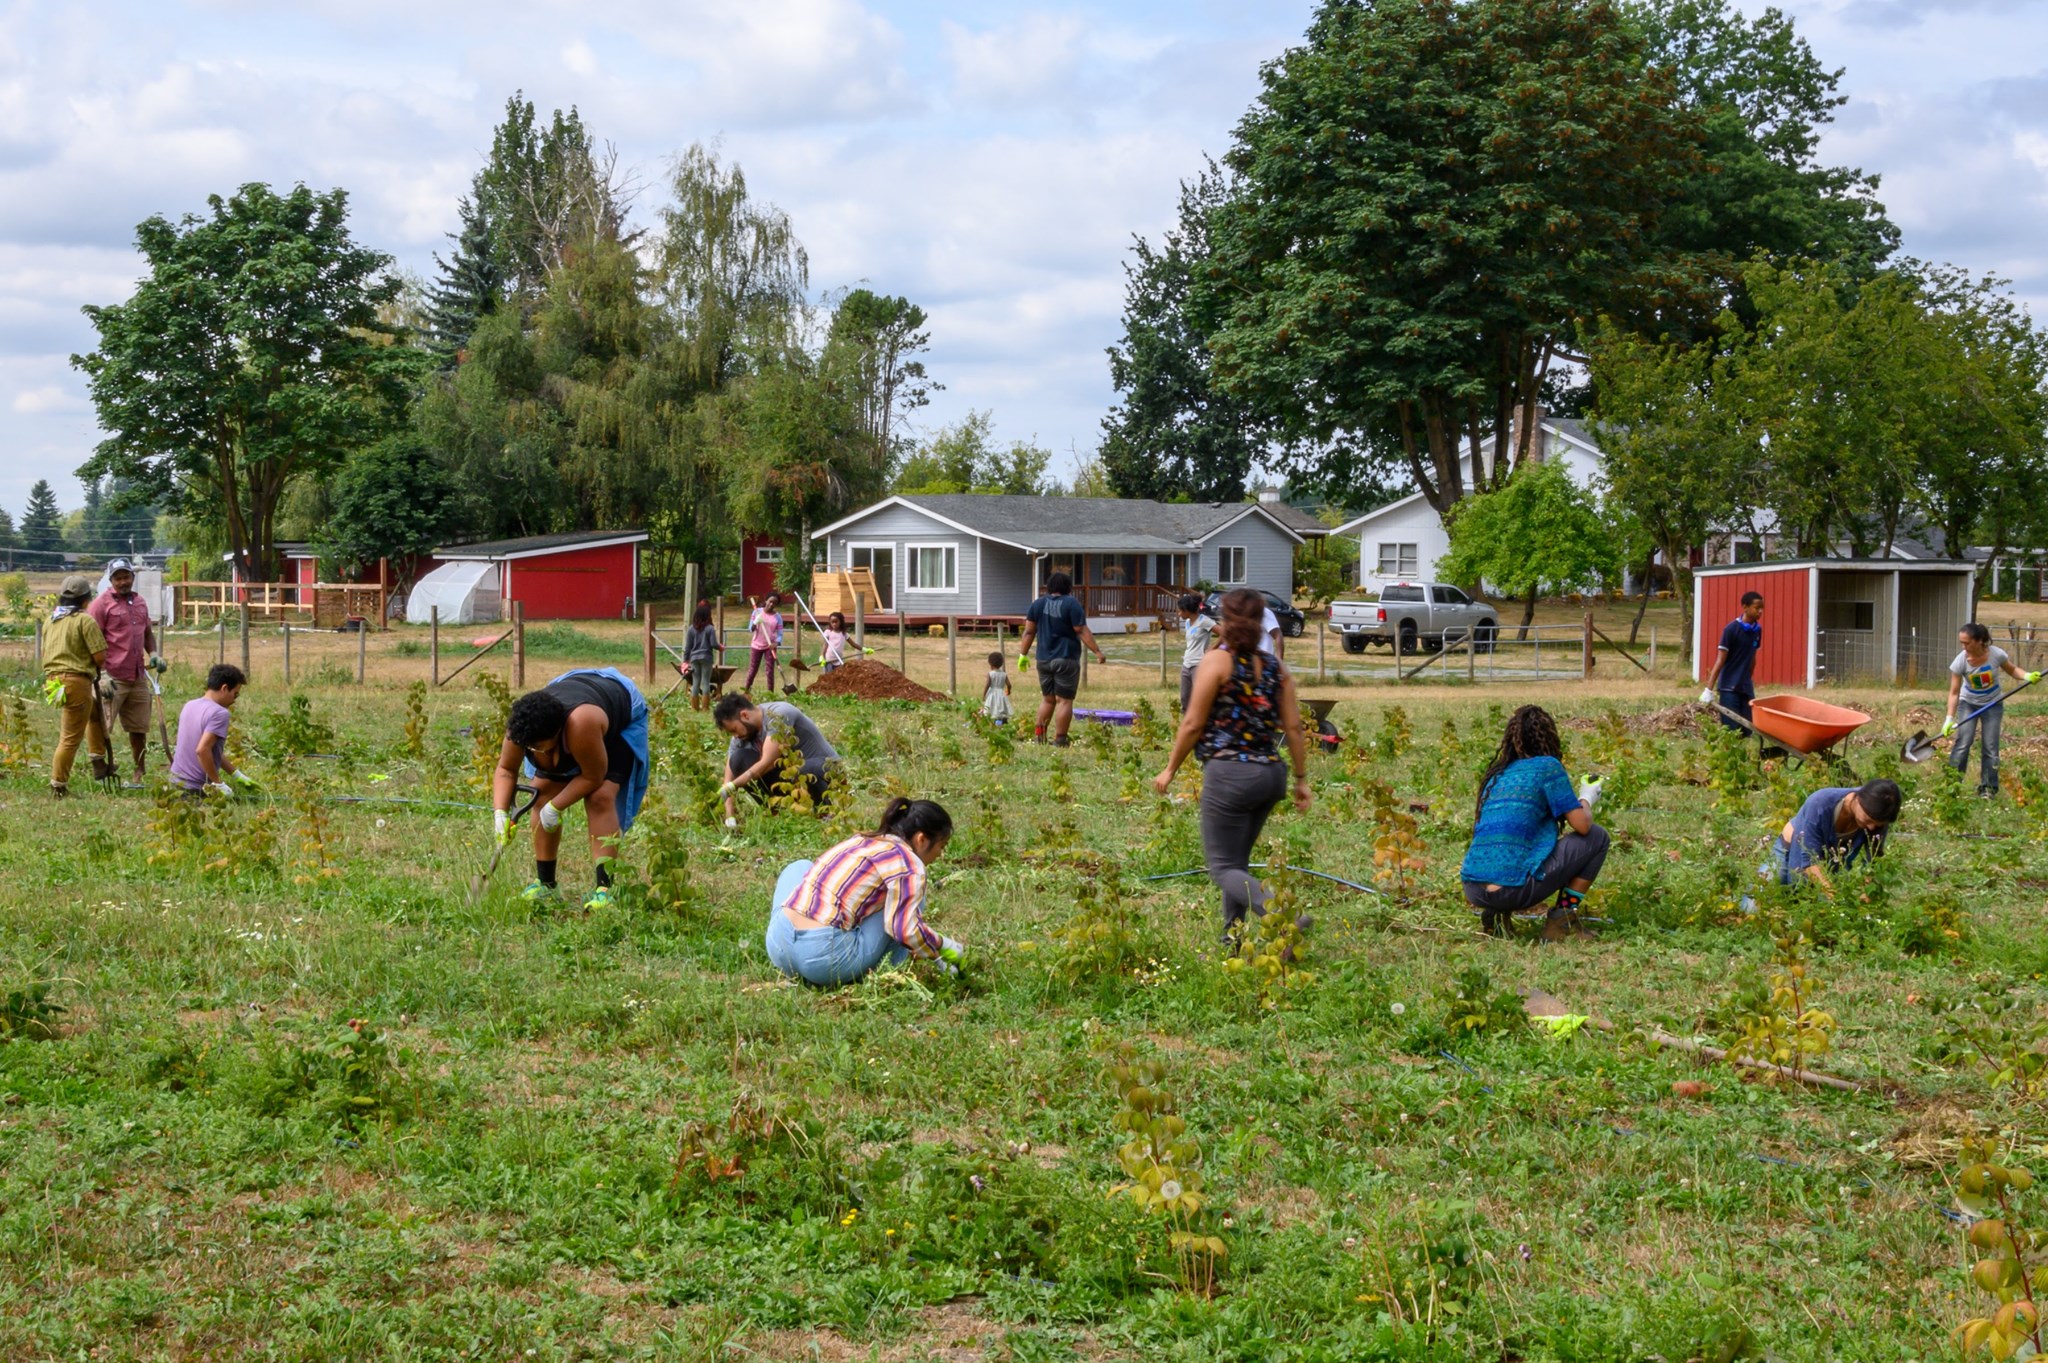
[433, 531, 647, 622]
[1693, 558, 1976, 688]
[741, 534, 785, 602]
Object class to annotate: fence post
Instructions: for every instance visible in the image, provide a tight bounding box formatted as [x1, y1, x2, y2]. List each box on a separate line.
[511, 602, 525, 688]
[853, 590, 864, 653]
[1649, 627, 1657, 675]
[217, 615, 225, 666]
[283, 621, 292, 687]
[643, 604, 656, 686]
[357, 619, 367, 684]
[898, 613, 908, 675]
[33, 618, 41, 667]
[239, 604, 250, 677]
[1317, 616, 1326, 684]
[1160, 623, 1169, 687]
[430, 606, 440, 687]
[1533, 628, 1541, 677]
[948, 617, 958, 697]
[683, 563, 700, 617]
[1581, 611, 1594, 681]
[1467, 631, 1476, 682]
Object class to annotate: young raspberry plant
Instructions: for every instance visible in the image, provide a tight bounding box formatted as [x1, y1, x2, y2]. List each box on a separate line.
[1956, 1138, 2048, 1360]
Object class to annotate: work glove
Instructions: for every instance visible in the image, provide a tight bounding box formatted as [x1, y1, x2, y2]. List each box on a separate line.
[1941, 717, 1957, 737]
[2029, 671, 2043, 684]
[718, 781, 738, 800]
[41, 677, 65, 706]
[148, 654, 166, 673]
[538, 802, 562, 832]
[230, 769, 258, 789]
[96, 675, 117, 701]
[938, 937, 965, 977]
[208, 780, 234, 799]
[1018, 655, 1031, 673]
[1577, 777, 1603, 809]
[493, 808, 513, 845]
[1697, 688, 1715, 705]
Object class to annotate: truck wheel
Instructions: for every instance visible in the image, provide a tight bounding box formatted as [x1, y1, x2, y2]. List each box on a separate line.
[1474, 621, 1496, 654]
[1399, 624, 1418, 655]
[1342, 634, 1366, 655]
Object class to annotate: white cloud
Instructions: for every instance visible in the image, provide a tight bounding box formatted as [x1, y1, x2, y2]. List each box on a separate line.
[11, 384, 85, 414]
[561, 40, 598, 78]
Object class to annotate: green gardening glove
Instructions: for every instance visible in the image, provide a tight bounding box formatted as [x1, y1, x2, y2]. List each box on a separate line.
[2028, 671, 2043, 684]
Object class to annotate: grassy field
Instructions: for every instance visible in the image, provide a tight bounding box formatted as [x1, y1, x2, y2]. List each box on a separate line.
[3, 644, 2048, 1361]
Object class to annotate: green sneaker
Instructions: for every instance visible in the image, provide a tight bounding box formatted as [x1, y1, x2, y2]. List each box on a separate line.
[518, 881, 562, 905]
[583, 885, 616, 911]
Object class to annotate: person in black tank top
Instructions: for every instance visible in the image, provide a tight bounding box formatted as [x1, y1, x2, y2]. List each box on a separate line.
[493, 672, 642, 909]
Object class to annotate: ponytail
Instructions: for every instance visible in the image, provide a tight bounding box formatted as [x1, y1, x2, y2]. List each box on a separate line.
[1217, 587, 1266, 658]
[875, 797, 953, 843]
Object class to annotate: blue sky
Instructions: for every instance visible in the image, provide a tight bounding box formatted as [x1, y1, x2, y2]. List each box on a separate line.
[4, 0, 2046, 521]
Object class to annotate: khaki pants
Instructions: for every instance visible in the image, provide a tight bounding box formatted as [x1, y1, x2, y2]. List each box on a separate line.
[51, 673, 110, 786]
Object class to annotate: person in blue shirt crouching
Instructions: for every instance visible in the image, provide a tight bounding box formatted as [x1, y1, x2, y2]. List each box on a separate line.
[1461, 705, 1608, 942]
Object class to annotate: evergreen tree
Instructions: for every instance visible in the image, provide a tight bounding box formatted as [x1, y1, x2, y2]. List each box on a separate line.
[20, 480, 61, 558]
[424, 195, 503, 364]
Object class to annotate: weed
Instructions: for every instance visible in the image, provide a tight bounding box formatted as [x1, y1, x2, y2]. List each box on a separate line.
[1, 979, 65, 1040]
[1050, 868, 1145, 986]
[1955, 1139, 2048, 1359]
[145, 783, 207, 866]
[1373, 705, 1412, 761]
[1929, 758, 1976, 829]
[1104, 1045, 1226, 1296]
[258, 693, 335, 760]
[939, 731, 966, 767]
[401, 681, 428, 760]
[1048, 756, 1074, 805]
[0, 693, 41, 770]
[1895, 889, 1973, 957]
[1438, 965, 1525, 1042]
[248, 1017, 412, 1131]
[1225, 861, 1315, 1003]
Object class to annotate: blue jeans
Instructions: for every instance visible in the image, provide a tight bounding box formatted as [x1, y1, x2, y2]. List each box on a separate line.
[1717, 688, 1753, 730]
[763, 860, 908, 986]
[1952, 702, 2003, 795]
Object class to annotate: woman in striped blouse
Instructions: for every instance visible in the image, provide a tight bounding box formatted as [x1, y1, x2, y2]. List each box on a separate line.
[765, 798, 963, 986]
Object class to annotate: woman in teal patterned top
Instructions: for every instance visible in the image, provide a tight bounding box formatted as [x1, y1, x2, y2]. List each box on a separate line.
[1460, 705, 1607, 941]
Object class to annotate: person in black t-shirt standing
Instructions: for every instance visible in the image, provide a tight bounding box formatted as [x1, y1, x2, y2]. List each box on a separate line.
[1699, 590, 1764, 726]
[1018, 571, 1107, 746]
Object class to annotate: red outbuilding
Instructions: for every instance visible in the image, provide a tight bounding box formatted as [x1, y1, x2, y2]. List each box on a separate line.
[432, 531, 648, 622]
[740, 533, 785, 602]
[1693, 558, 1976, 689]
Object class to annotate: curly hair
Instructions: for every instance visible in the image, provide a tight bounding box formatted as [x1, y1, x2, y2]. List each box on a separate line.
[1473, 704, 1564, 825]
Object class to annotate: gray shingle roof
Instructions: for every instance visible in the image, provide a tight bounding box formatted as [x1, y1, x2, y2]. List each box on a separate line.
[895, 495, 1292, 549]
[1257, 500, 1331, 537]
[436, 530, 648, 558]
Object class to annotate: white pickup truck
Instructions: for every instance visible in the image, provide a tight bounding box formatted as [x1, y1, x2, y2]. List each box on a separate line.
[1329, 583, 1499, 654]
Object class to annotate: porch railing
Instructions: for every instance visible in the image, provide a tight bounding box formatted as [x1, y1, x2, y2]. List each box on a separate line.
[1075, 583, 1183, 618]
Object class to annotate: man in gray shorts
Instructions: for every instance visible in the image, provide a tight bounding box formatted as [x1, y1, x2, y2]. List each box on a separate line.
[1018, 571, 1107, 746]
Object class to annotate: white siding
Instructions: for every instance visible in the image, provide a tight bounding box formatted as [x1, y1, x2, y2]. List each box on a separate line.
[1198, 514, 1298, 600]
[825, 504, 978, 615]
[1352, 500, 1454, 595]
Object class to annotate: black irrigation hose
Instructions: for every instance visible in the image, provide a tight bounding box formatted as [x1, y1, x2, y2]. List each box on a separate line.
[1143, 862, 1383, 896]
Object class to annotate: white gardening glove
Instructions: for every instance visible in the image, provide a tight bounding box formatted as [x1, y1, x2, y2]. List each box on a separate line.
[1698, 688, 1715, 705]
[208, 780, 234, 798]
[719, 781, 738, 800]
[230, 768, 257, 788]
[938, 936, 965, 977]
[1577, 777, 1603, 809]
[538, 802, 562, 832]
[493, 809, 512, 845]
[724, 816, 739, 829]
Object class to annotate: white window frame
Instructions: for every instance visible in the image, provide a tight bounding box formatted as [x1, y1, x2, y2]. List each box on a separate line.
[848, 542, 895, 610]
[903, 541, 958, 593]
[1377, 542, 1418, 577]
[754, 545, 784, 564]
[1217, 546, 1248, 585]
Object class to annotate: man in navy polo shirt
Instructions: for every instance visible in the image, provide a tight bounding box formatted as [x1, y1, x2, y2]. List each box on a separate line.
[1699, 590, 1764, 726]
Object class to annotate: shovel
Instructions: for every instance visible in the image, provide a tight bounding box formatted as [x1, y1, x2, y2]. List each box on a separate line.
[1903, 673, 2044, 764]
[466, 784, 539, 907]
[143, 664, 173, 763]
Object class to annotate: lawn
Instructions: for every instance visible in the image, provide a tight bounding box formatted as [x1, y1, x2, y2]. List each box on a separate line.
[2, 643, 2047, 1361]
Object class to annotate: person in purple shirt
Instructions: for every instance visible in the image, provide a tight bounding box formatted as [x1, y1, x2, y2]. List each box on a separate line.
[171, 665, 256, 796]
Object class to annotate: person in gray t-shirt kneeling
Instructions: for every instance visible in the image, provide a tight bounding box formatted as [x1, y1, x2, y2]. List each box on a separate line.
[715, 693, 842, 823]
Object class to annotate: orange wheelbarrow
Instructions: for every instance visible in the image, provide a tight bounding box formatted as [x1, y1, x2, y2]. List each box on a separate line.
[1714, 694, 1870, 769]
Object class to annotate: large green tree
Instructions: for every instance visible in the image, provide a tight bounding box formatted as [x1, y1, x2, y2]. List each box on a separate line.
[1438, 460, 1622, 635]
[73, 183, 418, 581]
[1101, 164, 1271, 503]
[19, 480, 61, 557]
[316, 433, 463, 593]
[1200, 0, 1703, 517]
[424, 195, 505, 364]
[824, 289, 936, 476]
[894, 413, 1054, 496]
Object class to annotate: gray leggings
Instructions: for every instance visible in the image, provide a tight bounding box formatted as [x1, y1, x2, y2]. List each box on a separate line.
[1952, 703, 2003, 793]
[1462, 824, 1610, 915]
[1199, 758, 1289, 927]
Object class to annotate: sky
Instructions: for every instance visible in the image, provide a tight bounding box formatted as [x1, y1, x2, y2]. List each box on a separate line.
[3, 0, 2047, 525]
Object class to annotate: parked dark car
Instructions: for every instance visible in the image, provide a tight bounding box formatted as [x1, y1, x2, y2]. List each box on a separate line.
[1204, 589, 1306, 639]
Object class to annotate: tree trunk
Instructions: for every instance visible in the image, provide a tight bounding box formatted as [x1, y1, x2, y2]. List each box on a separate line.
[1627, 556, 1654, 646]
[1517, 590, 1538, 641]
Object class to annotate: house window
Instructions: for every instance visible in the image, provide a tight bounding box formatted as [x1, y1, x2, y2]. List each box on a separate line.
[1733, 540, 1761, 564]
[754, 545, 784, 564]
[1819, 600, 1876, 632]
[905, 543, 958, 592]
[1377, 542, 1419, 577]
[1216, 546, 1248, 585]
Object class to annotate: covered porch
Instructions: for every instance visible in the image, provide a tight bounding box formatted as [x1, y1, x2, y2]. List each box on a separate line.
[1033, 549, 1191, 629]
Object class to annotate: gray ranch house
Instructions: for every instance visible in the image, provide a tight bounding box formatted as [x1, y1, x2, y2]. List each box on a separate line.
[809, 495, 1304, 630]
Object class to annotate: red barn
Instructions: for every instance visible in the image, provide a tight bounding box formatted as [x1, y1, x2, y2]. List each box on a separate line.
[433, 531, 647, 622]
[1694, 558, 1976, 689]
[741, 534, 785, 602]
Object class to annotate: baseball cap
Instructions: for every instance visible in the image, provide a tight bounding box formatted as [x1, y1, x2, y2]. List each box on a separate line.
[106, 557, 133, 574]
[60, 574, 95, 601]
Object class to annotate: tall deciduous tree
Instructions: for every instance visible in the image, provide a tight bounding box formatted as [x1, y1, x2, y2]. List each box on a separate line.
[1202, 0, 1703, 517]
[824, 289, 937, 477]
[73, 183, 418, 582]
[656, 143, 809, 391]
[894, 413, 1055, 496]
[19, 480, 61, 557]
[1101, 164, 1270, 503]
[316, 434, 463, 593]
[1438, 461, 1621, 636]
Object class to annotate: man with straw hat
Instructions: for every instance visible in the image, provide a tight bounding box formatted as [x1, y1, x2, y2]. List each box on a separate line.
[41, 575, 115, 797]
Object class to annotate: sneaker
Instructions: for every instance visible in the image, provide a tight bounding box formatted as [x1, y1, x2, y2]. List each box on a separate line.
[518, 881, 563, 905]
[583, 885, 615, 910]
[49, 782, 69, 800]
[91, 755, 117, 783]
[1051, 735, 1071, 748]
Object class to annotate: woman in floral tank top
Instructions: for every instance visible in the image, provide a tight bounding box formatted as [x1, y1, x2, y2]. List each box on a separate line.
[1154, 587, 1311, 940]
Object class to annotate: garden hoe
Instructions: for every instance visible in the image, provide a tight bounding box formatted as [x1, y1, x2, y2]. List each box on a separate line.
[144, 659, 172, 763]
[1902, 673, 2044, 764]
[466, 784, 538, 907]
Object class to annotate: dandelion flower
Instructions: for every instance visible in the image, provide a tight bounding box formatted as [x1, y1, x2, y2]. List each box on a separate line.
[1390, 1002, 1406, 1016]
[1159, 1179, 1183, 1202]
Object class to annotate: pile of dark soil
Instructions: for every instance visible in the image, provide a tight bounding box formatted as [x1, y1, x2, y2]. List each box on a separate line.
[804, 659, 946, 703]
